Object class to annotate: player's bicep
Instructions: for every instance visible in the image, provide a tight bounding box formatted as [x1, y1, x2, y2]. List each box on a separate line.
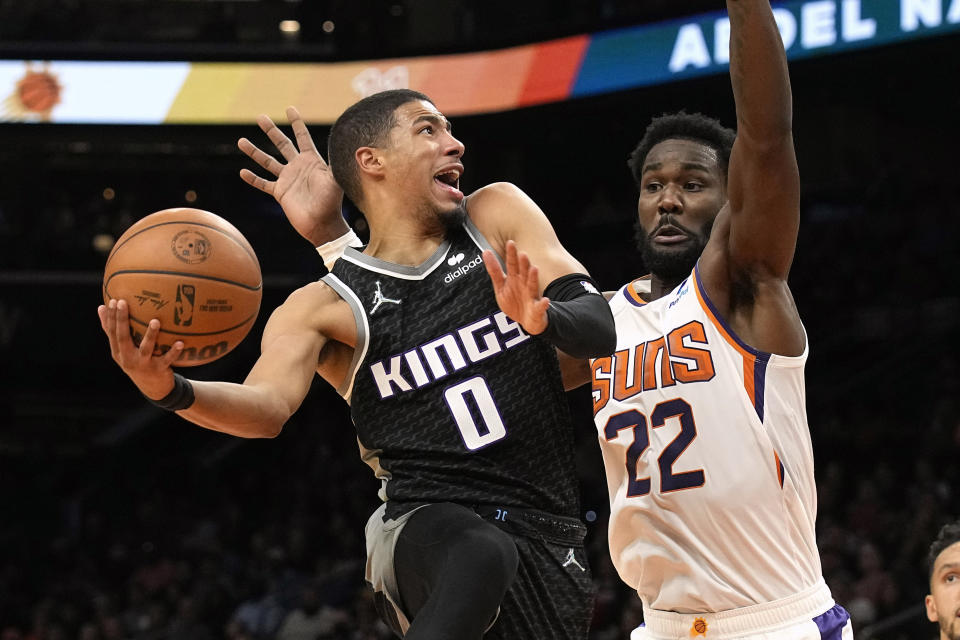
[726, 133, 800, 279]
[245, 295, 329, 414]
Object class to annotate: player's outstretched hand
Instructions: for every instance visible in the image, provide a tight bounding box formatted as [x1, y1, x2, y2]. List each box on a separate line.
[238, 106, 349, 246]
[483, 240, 549, 336]
[97, 299, 183, 400]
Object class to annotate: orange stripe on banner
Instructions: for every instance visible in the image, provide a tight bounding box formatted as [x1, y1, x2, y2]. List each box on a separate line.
[418, 48, 534, 115]
[775, 451, 784, 487]
[517, 35, 590, 107]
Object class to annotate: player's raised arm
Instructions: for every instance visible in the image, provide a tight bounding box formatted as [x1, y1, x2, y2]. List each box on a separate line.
[471, 182, 615, 360]
[696, 0, 805, 357]
[724, 0, 800, 279]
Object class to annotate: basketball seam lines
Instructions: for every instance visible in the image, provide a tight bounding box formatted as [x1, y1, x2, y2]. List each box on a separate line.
[104, 270, 262, 291]
[105, 220, 259, 265]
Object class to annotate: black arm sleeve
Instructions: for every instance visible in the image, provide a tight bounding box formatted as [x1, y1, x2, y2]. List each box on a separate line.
[537, 273, 616, 359]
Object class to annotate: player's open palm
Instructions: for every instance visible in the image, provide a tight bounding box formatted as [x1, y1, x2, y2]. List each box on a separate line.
[238, 106, 345, 246]
[483, 240, 550, 336]
[97, 299, 183, 399]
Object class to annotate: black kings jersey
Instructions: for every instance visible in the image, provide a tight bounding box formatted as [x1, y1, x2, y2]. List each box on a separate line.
[323, 217, 579, 520]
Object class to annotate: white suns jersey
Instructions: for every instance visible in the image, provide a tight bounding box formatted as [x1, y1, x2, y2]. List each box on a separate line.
[591, 265, 825, 613]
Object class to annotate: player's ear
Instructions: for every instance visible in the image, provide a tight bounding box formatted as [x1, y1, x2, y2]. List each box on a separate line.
[925, 594, 939, 622]
[356, 147, 385, 178]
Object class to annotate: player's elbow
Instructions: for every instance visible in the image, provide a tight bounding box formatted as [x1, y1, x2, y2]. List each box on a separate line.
[247, 392, 294, 438]
[257, 416, 286, 439]
[597, 320, 617, 357]
[543, 296, 616, 360]
[262, 402, 298, 438]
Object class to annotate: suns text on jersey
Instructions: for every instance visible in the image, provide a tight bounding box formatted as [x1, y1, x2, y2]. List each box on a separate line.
[591, 320, 716, 415]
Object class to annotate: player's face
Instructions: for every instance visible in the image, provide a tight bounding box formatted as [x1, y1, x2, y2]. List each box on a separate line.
[383, 100, 465, 216]
[634, 139, 726, 280]
[927, 541, 960, 640]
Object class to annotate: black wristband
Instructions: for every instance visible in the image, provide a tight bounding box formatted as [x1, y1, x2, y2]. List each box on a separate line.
[538, 273, 616, 359]
[145, 373, 195, 411]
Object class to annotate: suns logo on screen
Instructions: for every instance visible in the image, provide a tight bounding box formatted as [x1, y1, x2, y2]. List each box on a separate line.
[1, 62, 62, 122]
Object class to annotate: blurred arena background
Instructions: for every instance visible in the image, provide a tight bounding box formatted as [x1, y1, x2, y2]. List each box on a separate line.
[0, 1, 958, 638]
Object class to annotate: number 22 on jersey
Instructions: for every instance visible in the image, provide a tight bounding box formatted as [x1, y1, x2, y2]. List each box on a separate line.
[602, 398, 705, 497]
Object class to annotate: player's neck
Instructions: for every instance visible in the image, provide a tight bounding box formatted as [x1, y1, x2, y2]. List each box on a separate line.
[649, 275, 684, 301]
[364, 216, 447, 267]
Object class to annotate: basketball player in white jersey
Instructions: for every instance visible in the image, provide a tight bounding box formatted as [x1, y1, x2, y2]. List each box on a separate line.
[587, 0, 854, 637]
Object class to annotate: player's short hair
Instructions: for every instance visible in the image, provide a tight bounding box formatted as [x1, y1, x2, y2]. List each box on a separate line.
[627, 112, 736, 189]
[927, 520, 960, 580]
[328, 89, 434, 206]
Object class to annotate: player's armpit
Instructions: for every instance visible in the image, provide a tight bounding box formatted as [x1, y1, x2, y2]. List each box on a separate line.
[316, 339, 354, 392]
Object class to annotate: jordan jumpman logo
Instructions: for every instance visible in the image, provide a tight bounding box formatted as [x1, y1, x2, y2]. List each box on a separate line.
[370, 281, 402, 315]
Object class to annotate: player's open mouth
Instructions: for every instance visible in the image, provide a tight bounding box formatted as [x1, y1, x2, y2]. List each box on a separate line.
[434, 166, 463, 200]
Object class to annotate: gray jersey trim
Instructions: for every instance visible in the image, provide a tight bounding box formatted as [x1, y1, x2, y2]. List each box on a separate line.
[340, 239, 451, 281]
[321, 273, 370, 402]
[463, 216, 504, 269]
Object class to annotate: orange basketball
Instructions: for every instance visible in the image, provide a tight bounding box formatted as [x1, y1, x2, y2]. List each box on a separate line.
[103, 208, 262, 367]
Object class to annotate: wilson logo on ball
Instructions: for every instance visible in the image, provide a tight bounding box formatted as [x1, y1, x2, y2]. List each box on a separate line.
[180, 341, 230, 362]
[129, 330, 229, 363]
[172, 230, 212, 264]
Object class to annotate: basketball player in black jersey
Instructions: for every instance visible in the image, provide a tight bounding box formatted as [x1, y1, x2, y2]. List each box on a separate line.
[98, 90, 615, 639]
